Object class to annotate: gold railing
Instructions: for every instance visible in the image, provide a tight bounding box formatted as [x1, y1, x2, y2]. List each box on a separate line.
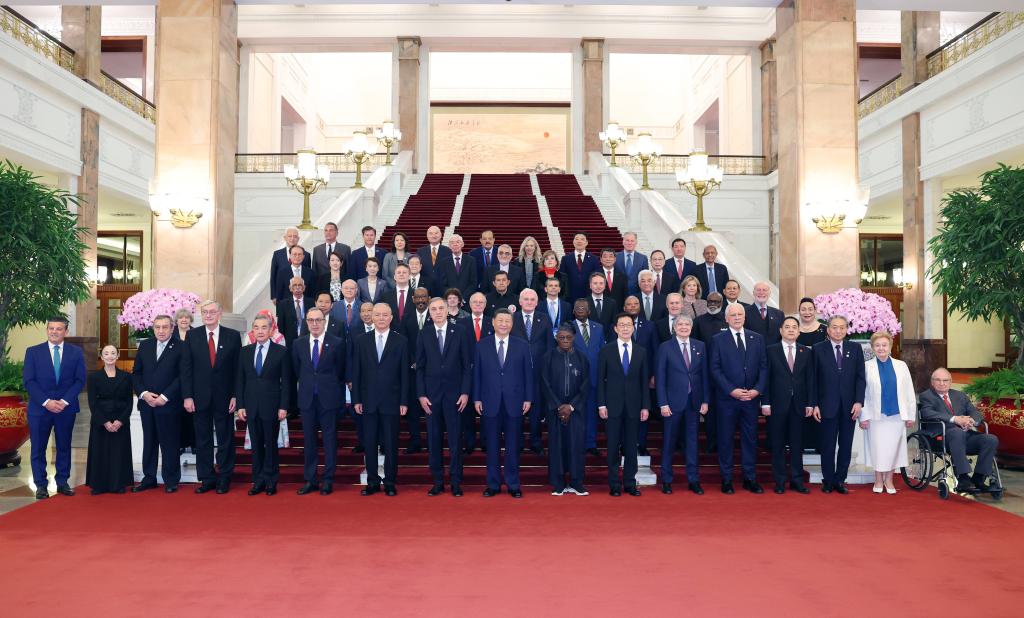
[927, 12, 1024, 78]
[610, 154, 766, 176]
[235, 153, 389, 174]
[0, 6, 76, 73]
[99, 71, 156, 123]
[857, 75, 901, 120]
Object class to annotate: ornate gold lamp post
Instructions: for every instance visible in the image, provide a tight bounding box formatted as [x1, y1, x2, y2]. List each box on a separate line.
[345, 131, 373, 189]
[599, 121, 627, 167]
[373, 121, 402, 165]
[627, 132, 662, 190]
[676, 151, 723, 232]
[284, 149, 330, 231]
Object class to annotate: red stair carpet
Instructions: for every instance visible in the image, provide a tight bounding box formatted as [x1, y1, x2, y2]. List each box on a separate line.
[2, 486, 1021, 616]
[537, 173, 623, 251]
[380, 173, 463, 249]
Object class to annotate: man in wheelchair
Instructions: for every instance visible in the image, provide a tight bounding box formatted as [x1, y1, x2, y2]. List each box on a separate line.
[918, 368, 1000, 494]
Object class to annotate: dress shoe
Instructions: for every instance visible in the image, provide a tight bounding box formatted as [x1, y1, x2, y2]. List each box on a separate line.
[482, 487, 500, 497]
[626, 487, 642, 496]
[609, 487, 622, 497]
[872, 485, 884, 494]
[955, 474, 975, 493]
[165, 485, 178, 493]
[661, 483, 673, 494]
[742, 479, 764, 494]
[428, 484, 445, 496]
[248, 483, 266, 496]
[834, 482, 849, 495]
[790, 481, 810, 494]
[384, 485, 397, 496]
[360, 484, 380, 496]
[194, 482, 216, 494]
[451, 485, 463, 497]
[35, 488, 49, 500]
[132, 481, 157, 493]
[509, 488, 523, 498]
[568, 485, 589, 496]
[688, 482, 704, 495]
[821, 482, 833, 494]
[586, 447, 600, 457]
[971, 473, 990, 491]
[265, 485, 277, 496]
[297, 482, 319, 495]
[216, 483, 230, 495]
[353, 445, 365, 454]
[721, 481, 735, 495]
[885, 486, 897, 495]
[638, 447, 650, 456]
[56, 484, 75, 497]
[551, 487, 565, 496]
[774, 483, 785, 495]
[320, 483, 333, 496]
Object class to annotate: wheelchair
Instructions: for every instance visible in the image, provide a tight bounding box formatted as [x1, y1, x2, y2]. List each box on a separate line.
[901, 418, 1003, 501]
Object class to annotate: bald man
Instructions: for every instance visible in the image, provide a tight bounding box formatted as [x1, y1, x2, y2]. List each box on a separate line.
[416, 225, 452, 282]
[744, 281, 785, 346]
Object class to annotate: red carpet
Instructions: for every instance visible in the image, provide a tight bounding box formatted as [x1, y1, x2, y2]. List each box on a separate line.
[2, 486, 1021, 616]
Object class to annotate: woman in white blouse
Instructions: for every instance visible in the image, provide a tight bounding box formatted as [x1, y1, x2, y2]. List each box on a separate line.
[859, 331, 916, 494]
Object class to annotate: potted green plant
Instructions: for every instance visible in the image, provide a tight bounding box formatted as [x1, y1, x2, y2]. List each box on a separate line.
[0, 160, 91, 467]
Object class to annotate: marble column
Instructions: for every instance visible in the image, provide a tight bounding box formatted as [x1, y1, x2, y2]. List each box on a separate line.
[152, 0, 238, 310]
[61, 5, 102, 84]
[75, 109, 100, 360]
[759, 38, 778, 173]
[774, 0, 860, 311]
[900, 11, 940, 92]
[397, 37, 421, 172]
[581, 38, 604, 173]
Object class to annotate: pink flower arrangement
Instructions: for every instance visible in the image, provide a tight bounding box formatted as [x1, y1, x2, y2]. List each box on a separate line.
[813, 288, 902, 336]
[117, 288, 201, 334]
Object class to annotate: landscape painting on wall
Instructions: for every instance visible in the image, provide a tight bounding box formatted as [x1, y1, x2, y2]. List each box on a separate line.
[430, 105, 570, 174]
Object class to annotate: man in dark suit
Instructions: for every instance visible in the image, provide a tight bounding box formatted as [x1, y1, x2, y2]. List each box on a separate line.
[710, 303, 768, 495]
[269, 226, 309, 305]
[559, 231, 599, 301]
[637, 270, 666, 323]
[570, 300, 604, 457]
[292, 307, 347, 496]
[349, 225, 388, 280]
[235, 314, 291, 496]
[919, 367, 1000, 493]
[407, 255, 435, 298]
[457, 292, 493, 454]
[181, 300, 242, 494]
[343, 302, 375, 453]
[417, 298, 473, 496]
[396, 287, 432, 454]
[722, 279, 746, 309]
[598, 313, 651, 496]
[381, 263, 416, 323]
[541, 326, 590, 495]
[615, 231, 648, 296]
[655, 293, 685, 343]
[22, 317, 86, 499]
[664, 238, 698, 296]
[656, 315, 709, 495]
[351, 303, 410, 496]
[473, 309, 534, 498]
[131, 315, 184, 493]
[332, 279, 362, 334]
[311, 221, 351, 280]
[274, 245, 316, 302]
[623, 296, 659, 456]
[745, 281, 785, 346]
[694, 244, 730, 299]
[483, 244, 526, 295]
[276, 277, 313, 347]
[597, 248, 627, 309]
[484, 271, 520, 316]
[648, 250, 671, 296]
[468, 229, 497, 285]
[541, 277, 571, 337]
[761, 317, 814, 494]
[512, 288, 554, 454]
[808, 315, 866, 494]
[585, 272, 618, 338]
[438, 234, 478, 300]
[415, 225, 451, 284]
[313, 292, 347, 340]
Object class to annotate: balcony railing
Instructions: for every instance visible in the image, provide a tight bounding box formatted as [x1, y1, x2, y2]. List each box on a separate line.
[99, 70, 156, 123]
[235, 153, 389, 174]
[927, 12, 1024, 78]
[608, 154, 766, 176]
[857, 74, 901, 120]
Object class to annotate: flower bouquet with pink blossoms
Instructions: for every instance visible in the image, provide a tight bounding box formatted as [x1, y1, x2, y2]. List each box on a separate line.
[813, 288, 902, 337]
[117, 288, 201, 338]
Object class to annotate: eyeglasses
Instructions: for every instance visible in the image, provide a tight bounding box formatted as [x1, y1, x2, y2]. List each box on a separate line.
[306, 318, 325, 324]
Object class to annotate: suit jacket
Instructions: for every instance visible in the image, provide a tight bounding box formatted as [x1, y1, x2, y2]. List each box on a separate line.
[274, 263, 316, 302]
[416, 244, 452, 283]
[469, 246, 497, 283]
[235, 341, 291, 416]
[761, 342, 814, 412]
[860, 357, 917, 423]
[694, 262, 730, 299]
[571, 319, 604, 389]
[649, 269, 673, 297]
[694, 312, 728, 345]
[270, 246, 311, 302]
[559, 252, 600, 301]
[311, 241, 351, 279]
[380, 287, 416, 322]
[350, 330, 410, 414]
[276, 295, 314, 347]
[540, 298, 572, 334]
[808, 339, 866, 419]
[531, 270, 570, 302]
[357, 277, 392, 304]
[180, 326, 242, 410]
[519, 259, 543, 291]
[331, 298, 363, 333]
[437, 253, 478, 300]
[631, 317, 659, 371]
[745, 304, 786, 346]
[709, 329, 768, 403]
[597, 268, 628, 308]
[407, 273, 437, 299]
[458, 314, 494, 345]
[585, 295, 619, 338]
[473, 336, 534, 416]
[919, 388, 984, 435]
[483, 263, 527, 296]
[655, 314, 685, 343]
[596, 339, 651, 418]
[663, 257, 698, 295]
[321, 315, 347, 342]
[416, 321, 473, 405]
[615, 251, 649, 296]
[511, 311, 555, 378]
[291, 334, 346, 410]
[655, 338, 709, 411]
[132, 337, 183, 413]
[349, 245, 388, 281]
[484, 290, 520, 316]
[638, 291, 666, 323]
[23, 341, 86, 417]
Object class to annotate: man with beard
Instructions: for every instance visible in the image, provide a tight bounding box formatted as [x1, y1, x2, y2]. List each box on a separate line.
[694, 292, 728, 452]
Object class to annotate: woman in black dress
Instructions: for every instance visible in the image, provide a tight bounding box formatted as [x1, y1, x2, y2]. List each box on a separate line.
[795, 297, 827, 453]
[86, 344, 134, 495]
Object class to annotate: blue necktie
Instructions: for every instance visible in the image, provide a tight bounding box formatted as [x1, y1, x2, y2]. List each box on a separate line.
[437, 328, 445, 354]
[498, 339, 506, 369]
[52, 345, 61, 382]
[377, 334, 385, 362]
[707, 266, 717, 294]
[312, 338, 320, 370]
[622, 343, 630, 374]
[255, 344, 264, 376]
[626, 253, 633, 275]
[525, 315, 532, 339]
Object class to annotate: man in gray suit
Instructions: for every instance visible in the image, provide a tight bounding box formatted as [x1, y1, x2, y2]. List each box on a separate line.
[919, 367, 999, 493]
[312, 222, 352, 279]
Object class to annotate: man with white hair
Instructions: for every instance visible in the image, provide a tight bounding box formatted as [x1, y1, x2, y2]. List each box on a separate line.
[745, 281, 785, 346]
[615, 231, 649, 296]
[512, 288, 554, 454]
[438, 234, 478, 299]
[270, 226, 310, 305]
[483, 243, 526, 295]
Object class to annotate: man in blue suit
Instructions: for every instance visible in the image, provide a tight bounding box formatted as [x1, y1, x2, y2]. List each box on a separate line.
[331, 279, 362, 334]
[473, 309, 534, 498]
[570, 299, 604, 457]
[349, 225, 388, 280]
[131, 315, 184, 493]
[23, 317, 86, 499]
[809, 315, 866, 494]
[694, 244, 730, 299]
[559, 231, 599, 301]
[615, 231, 649, 296]
[663, 238, 698, 296]
[656, 316, 709, 495]
[541, 277, 571, 336]
[292, 307, 347, 496]
[468, 229, 497, 287]
[417, 298, 472, 497]
[512, 288, 554, 454]
[269, 226, 309, 305]
[710, 303, 768, 495]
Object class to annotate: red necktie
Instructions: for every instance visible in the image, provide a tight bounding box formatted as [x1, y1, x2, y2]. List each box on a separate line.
[207, 331, 216, 367]
[677, 260, 683, 279]
[474, 317, 481, 342]
[606, 270, 613, 287]
[398, 289, 406, 320]
[577, 254, 583, 270]
[760, 306, 767, 320]
[656, 273, 662, 294]
[943, 394, 954, 414]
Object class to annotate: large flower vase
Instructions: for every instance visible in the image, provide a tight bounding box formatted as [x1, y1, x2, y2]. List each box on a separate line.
[979, 399, 1024, 467]
[0, 392, 29, 468]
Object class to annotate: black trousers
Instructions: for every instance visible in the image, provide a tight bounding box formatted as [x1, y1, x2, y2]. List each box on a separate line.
[717, 400, 759, 482]
[946, 429, 998, 476]
[427, 399, 463, 486]
[820, 414, 856, 484]
[405, 372, 424, 448]
[301, 397, 338, 484]
[193, 405, 236, 485]
[462, 411, 478, 451]
[249, 411, 281, 486]
[364, 412, 399, 487]
[768, 402, 804, 484]
[141, 407, 181, 486]
[605, 414, 639, 489]
[547, 408, 586, 490]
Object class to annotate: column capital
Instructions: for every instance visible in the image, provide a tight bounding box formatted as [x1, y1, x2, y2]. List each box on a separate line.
[581, 38, 604, 62]
[398, 36, 422, 62]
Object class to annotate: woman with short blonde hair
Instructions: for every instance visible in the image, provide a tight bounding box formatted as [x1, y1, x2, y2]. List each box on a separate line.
[860, 331, 916, 494]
